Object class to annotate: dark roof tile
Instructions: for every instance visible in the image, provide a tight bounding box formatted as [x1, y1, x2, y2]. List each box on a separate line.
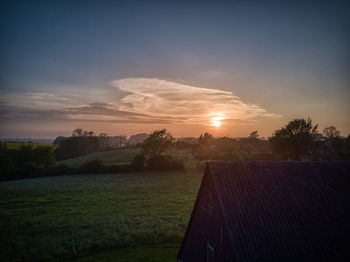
[208, 161, 350, 262]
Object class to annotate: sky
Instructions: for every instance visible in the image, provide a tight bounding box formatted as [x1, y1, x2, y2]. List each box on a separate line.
[1, 0, 349, 138]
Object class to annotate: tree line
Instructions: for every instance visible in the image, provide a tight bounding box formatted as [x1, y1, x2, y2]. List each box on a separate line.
[192, 118, 350, 161]
[1, 118, 349, 181]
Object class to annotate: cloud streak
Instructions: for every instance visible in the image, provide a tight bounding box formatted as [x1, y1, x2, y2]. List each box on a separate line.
[113, 78, 280, 125]
[0, 78, 280, 136]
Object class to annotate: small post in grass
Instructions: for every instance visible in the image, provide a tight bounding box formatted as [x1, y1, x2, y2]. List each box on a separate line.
[72, 240, 77, 256]
[153, 227, 158, 244]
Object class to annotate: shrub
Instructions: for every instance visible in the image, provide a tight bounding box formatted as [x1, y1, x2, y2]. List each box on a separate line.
[33, 146, 56, 167]
[102, 164, 130, 173]
[47, 164, 77, 176]
[55, 136, 99, 160]
[79, 159, 105, 173]
[131, 153, 146, 171]
[0, 152, 16, 180]
[16, 162, 46, 178]
[146, 155, 185, 171]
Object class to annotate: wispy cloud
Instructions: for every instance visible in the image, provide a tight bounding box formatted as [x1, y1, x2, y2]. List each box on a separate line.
[0, 78, 280, 132]
[113, 78, 280, 125]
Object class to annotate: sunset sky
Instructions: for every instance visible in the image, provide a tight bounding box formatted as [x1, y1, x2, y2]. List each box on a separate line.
[1, 1, 349, 138]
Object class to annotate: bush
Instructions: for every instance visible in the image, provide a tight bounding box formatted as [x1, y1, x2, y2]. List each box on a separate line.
[131, 153, 146, 171]
[33, 146, 56, 167]
[79, 159, 105, 173]
[55, 136, 99, 160]
[102, 164, 130, 173]
[78, 159, 130, 174]
[47, 164, 77, 176]
[146, 155, 185, 171]
[0, 152, 16, 180]
[16, 162, 46, 178]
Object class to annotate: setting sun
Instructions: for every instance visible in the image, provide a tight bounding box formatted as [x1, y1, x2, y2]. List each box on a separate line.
[210, 116, 224, 128]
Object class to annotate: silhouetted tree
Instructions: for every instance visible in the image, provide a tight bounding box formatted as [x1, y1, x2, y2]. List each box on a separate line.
[53, 136, 66, 144]
[269, 118, 318, 160]
[72, 128, 83, 137]
[98, 133, 108, 150]
[142, 129, 175, 159]
[33, 146, 56, 168]
[198, 132, 214, 146]
[55, 136, 99, 160]
[131, 129, 184, 171]
[249, 130, 259, 140]
[0, 142, 15, 179]
[323, 126, 340, 138]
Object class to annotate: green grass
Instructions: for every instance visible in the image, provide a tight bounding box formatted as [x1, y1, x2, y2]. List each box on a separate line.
[5, 142, 55, 150]
[58, 148, 141, 167]
[0, 171, 202, 261]
[76, 244, 179, 262]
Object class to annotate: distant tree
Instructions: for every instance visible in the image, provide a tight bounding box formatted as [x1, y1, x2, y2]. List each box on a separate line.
[131, 129, 183, 171]
[33, 146, 56, 168]
[98, 133, 108, 150]
[16, 144, 35, 164]
[72, 128, 83, 137]
[192, 144, 215, 160]
[198, 132, 214, 146]
[131, 153, 146, 171]
[323, 126, 340, 138]
[54, 136, 99, 160]
[0, 142, 15, 179]
[0, 141, 7, 152]
[87, 131, 95, 137]
[142, 129, 175, 159]
[53, 136, 66, 144]
[249, 130, 259, 140]
[269, 118, 318, 160]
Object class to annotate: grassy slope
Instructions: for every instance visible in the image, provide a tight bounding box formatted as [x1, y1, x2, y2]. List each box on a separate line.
[0, 171, 202, 261]
[58, 148, 141, 167]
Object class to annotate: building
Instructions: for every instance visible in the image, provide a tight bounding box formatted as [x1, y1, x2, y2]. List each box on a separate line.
[98, 136, 127, 149]
[178, 161, 350, 262]
[311, 139, 340, 161]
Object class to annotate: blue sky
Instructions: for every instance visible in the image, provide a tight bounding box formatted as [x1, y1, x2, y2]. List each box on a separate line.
[1, 0, 349, 138]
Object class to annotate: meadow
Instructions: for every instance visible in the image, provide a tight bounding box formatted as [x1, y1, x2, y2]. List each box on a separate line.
[0, 150, 202, 261]
[58, 148, 141, 167]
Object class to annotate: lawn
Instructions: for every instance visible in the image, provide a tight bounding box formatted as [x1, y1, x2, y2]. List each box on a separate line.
[58, 148, 141, 167]
[0, 171, 202, 261]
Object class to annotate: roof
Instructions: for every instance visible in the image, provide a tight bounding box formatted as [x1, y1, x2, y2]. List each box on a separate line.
[208, 161, 350, 261]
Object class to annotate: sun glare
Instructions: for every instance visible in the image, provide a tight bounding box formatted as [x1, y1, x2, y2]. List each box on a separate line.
[210, 116, 224, 128]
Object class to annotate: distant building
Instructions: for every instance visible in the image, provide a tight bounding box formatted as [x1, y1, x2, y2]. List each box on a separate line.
[301, 139, 340, 161]
[178, 161, 350, 262]
[127, 133, 149, 146]
[177, 137, 198, 144]
[99, 136, 127, 149]
[311, 139, 340, 160]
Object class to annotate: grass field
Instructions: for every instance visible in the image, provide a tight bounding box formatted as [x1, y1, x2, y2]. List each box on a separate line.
[0, 171, 202, 261]
[5, 142, 55, 150]
[58, 148, 141, 167]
